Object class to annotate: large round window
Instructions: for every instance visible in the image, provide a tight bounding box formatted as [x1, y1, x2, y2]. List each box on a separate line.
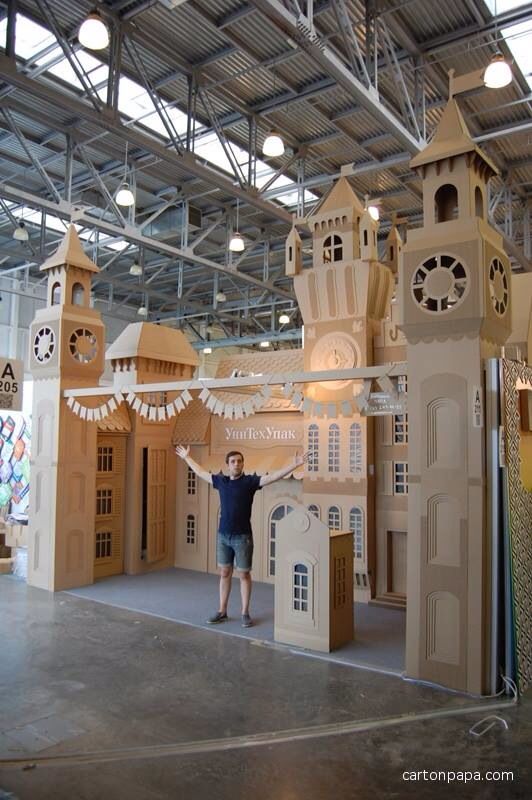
[411, 254, 469, 314]
[489, 258, 508, 317]
[33, 326, 55, 363]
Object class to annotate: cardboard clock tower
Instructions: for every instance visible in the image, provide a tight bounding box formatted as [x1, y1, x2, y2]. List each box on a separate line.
[400, 98, 512, 693]
[287, 179, 394, 595]
[27, 226, 105, 591]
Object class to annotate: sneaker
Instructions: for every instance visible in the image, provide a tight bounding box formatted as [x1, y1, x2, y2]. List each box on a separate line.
[207, 611, 228, 624]
[241, 613, 253, 628]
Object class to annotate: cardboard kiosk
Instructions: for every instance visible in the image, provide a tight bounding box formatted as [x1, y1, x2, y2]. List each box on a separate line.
[274, 505, 353, 652]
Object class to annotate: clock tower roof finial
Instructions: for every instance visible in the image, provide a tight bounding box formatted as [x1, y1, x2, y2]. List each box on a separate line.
[410, 97, 498, 177]
[40, 224, 100, 274]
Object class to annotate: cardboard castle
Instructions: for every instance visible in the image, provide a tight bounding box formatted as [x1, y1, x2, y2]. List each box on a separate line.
[24, 96, 532, 693]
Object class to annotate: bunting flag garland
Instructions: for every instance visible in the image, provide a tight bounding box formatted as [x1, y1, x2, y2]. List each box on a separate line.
[65, 371, 405, 423]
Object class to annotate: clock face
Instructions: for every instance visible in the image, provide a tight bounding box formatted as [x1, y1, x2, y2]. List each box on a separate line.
[489, 258, 508, 317]
[411, 254, 469, 314]
[33, 326, 56, 364]
[310, 333, 358, 389]
[69, 328, 98, 364]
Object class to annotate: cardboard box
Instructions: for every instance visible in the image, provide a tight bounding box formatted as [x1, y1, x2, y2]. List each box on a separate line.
[0, 557, 13, 575]
[4, 524, 27, 549]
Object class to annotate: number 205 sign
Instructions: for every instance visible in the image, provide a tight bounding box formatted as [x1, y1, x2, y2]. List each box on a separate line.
[0, 358, 24, 412]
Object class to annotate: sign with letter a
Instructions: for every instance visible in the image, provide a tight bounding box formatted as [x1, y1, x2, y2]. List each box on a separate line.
[0, 358, 24, 411]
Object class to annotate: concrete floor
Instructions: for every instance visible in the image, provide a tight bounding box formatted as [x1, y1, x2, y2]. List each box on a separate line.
[1, 574, 531, 800]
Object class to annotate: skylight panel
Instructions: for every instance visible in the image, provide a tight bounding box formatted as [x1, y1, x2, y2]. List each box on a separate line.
[2, 14, 56, 60]
[502, 21, 532, 88]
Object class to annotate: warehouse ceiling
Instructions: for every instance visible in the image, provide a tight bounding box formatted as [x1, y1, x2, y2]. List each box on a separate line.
[0, 0, 531, 350]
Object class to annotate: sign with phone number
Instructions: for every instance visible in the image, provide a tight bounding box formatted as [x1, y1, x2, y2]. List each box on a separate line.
[0, 358, 24, 412]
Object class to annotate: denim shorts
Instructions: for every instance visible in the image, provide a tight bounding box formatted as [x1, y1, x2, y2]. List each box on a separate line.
[217, 532, 254, 572]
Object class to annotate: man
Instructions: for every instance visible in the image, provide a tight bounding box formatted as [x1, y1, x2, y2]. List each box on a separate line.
[175, 445, 307, 627]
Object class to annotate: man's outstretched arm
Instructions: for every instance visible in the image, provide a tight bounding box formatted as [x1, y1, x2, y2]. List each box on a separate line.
[259, 451, 308, 488]
[175, 445, 213, 484]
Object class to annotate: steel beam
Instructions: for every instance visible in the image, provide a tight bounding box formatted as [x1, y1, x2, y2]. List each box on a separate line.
[250, 0, 423, 154]
[0, 55, 293, 225]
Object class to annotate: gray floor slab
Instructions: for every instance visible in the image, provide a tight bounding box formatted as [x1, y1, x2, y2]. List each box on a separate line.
[1, 574, 530, 800]
[66, 567, 406, 673]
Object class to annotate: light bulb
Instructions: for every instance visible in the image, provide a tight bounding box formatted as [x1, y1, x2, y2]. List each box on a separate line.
[263, 132, 285, 157]
[202, 346, 212, 354]
[229, 232, 245, 252]
[279, 313, 290, 324]
[129, 262, 142, 276]
[260, 340, 270, 348]
[137, 305, 148, 317]
[484, 52, 512, 89]
[13, 221, 29, 242]
[368, 205, 380, 221]
[78, 11, 109, 51]
[116, 182, 135, 207]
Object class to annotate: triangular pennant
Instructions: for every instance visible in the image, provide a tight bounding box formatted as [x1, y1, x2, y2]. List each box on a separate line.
[174, 396, 185, 412]
[93, 407, 101, 421]
[292, 391, 303, 407]
[67, 396, 75, 409]
[243, 400, 254, 416]
[133, 397, 142, 411]
[206, 394, 217, 411]
[140, 403, 149, 417]
[234, 404, 243, 419]
[157, 407, 166, 421]
[166, 403, 176, 418]
[199, 387, 210, 402]
[181, 388, 192, 405]
[80, 406, 87, 420]
[108, 397, 117, 413]
[127, 392, 136, 404]
[87, 408, 94, 421]
[214, 400, 225, 416]
[73, 401, 81, 416]
[149, 406, 157, 421]
[326, 403, 337, 419]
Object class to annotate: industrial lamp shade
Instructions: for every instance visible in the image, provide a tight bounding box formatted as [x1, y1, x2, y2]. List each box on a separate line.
[215, 291, 227, 303]
[260, 340, 270, 348]
[129, 262, 142, 276]
[13, 221, 29, 242]
[229, 232, 245, 252]
[78, 11, 110, 51]
[262, 131, 285, 157]
[368, 205, 380, 221]
[279, 312, 290, 324]
[116, 182, 135, 207]
[202, 346, 213, 354]
[137, 304, 148, 317]
[484, 52, 512, 89]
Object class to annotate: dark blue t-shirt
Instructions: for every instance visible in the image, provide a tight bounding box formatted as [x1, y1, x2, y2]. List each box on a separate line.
[212, 472, 262, 536]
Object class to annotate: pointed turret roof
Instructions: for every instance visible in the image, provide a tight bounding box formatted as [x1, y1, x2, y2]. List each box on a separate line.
[40, 224, 100, 273]
[310, 176, 365, 217]
[410, 97, 498, 176]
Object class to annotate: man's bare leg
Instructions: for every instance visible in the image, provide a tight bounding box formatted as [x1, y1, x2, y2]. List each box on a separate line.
[239, 570, 252, 615]
[219, 565, 233, 613]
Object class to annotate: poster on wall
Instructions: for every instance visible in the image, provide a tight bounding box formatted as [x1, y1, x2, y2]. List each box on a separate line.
[0, 413, 31, 513]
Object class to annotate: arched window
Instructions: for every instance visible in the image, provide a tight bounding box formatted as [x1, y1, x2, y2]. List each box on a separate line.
[328, 506, 341, 530]
[328, 423, 340, 473]
[349, 423, 362, 474]
[186, 514, 196, 545]
[475, 186, 484, 218]
[350, 507, 364, 560]
[434, 184, 458, 222]
[269, 503, 294, 577]
[308, 504, 320, 519]
[323, 234, 343, 263]
[308, 424, 319, 472]
[51, 282, 61, 305]
[71, 282, 85, 306]
[293, 563, 309, 612]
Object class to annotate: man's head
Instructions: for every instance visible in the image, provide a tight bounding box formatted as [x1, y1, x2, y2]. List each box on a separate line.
[225, 450, 244, 478]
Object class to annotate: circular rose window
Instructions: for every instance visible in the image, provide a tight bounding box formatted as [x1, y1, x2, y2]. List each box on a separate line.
[411, 254, 469, 314]
[489, 257, 508, 317]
